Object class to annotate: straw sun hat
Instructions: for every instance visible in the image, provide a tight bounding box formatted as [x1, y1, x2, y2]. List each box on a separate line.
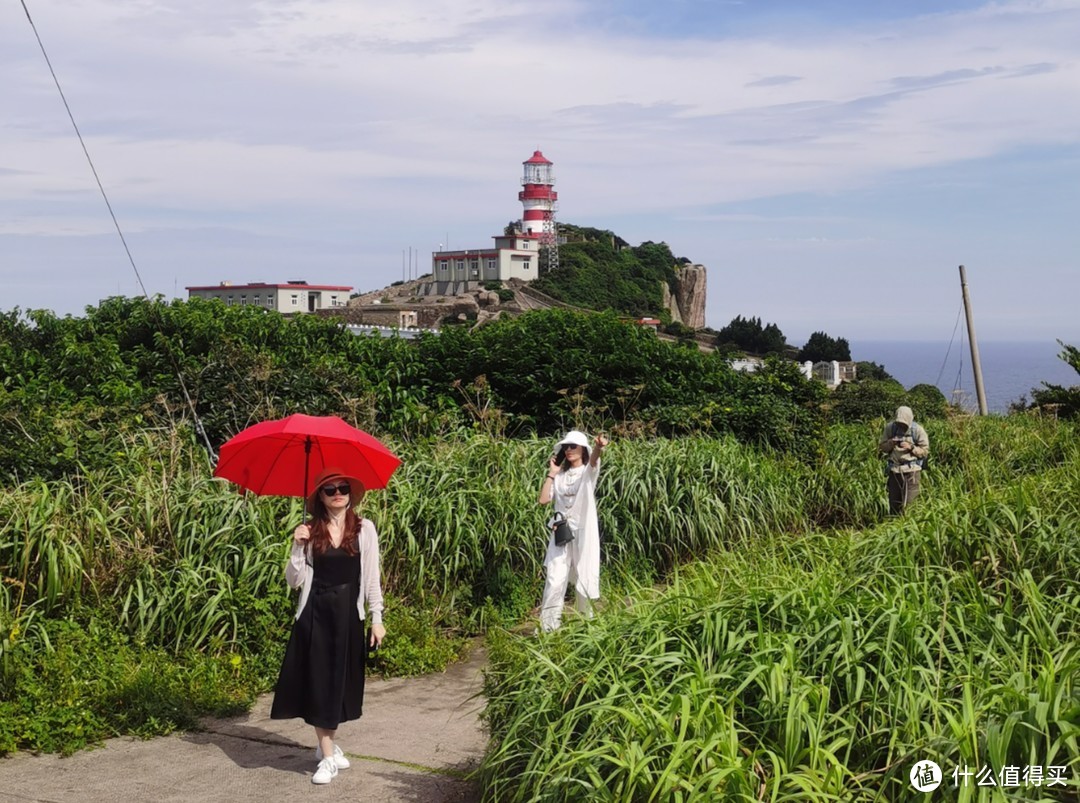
[306, 467, 365, 513]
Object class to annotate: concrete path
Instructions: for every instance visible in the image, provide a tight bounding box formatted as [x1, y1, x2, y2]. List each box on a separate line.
[0, 647, 487, 803]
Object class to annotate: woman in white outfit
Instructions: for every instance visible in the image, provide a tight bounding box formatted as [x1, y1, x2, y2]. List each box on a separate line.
[538, 430, 608, 631]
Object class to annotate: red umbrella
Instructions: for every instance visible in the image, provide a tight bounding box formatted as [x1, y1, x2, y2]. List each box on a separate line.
[214, 413, 400, 497]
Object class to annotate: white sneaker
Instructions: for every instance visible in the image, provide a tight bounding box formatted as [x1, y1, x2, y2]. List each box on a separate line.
[312, 757, 338, 784]
[315, 743, 350, 769]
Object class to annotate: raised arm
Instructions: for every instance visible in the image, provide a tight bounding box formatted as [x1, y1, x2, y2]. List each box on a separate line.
[590, 435, 609, 468]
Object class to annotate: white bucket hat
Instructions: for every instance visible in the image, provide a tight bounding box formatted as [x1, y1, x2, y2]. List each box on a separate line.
[554, 430, 590, 453]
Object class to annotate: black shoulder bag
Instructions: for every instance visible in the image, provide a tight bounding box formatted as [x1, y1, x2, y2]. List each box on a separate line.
[550, 511, 575, 546]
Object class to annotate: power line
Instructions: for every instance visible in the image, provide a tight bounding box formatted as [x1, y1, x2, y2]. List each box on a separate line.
[19, 0, 217, 462]
[935, 302, 965, 388]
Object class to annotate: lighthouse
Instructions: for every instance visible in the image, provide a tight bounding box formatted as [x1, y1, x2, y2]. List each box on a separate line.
[519, 150, 557, 235]
[428, 150, 562, 289]
[519, 150, 559, 271]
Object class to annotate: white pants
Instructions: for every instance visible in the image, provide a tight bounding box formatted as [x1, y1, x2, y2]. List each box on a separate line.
[539, 547, 596, 631]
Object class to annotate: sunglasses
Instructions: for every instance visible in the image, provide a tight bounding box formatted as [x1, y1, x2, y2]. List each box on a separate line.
[320, 483, 351, 497]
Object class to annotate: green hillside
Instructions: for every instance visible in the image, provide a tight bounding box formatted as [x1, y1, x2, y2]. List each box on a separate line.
[532, 224, 688, 319]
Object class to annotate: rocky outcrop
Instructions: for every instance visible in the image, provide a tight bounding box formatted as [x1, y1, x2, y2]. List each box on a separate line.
[661, 282, 682, 325]
[471, 309, 504, 329]
[672, 264, 706, 330]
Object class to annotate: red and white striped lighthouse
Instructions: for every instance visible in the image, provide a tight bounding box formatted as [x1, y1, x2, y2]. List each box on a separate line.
[519, 149, 559, 271]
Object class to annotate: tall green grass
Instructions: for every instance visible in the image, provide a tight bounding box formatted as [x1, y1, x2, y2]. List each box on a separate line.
[479, 417, 1080, 801]
[2, 414, 1078, 770]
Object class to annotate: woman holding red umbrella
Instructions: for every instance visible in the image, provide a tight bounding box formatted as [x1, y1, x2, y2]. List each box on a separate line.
[269, 467, 386, 785]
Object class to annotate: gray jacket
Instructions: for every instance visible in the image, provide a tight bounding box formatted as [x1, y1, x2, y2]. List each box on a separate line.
[878, 421, 929, 473]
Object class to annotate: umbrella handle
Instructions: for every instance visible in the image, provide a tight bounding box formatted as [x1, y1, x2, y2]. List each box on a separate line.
[303, 436, 312, 506]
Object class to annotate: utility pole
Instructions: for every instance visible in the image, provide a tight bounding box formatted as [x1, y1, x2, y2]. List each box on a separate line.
[959, 265, 989, 415]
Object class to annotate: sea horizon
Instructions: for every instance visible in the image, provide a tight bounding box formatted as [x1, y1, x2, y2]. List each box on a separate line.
[850, 339, 1078, 414]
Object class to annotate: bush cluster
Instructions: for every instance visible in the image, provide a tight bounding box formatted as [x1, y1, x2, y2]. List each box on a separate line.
[0, 299, 831, 482]
[532, 233, 679, 318]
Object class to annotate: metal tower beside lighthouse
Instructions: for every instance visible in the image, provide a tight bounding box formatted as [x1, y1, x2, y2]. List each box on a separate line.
[519, 150, 559, 273]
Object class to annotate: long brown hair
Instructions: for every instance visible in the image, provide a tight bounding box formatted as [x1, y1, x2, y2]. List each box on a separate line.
[306, 497, 361, 556]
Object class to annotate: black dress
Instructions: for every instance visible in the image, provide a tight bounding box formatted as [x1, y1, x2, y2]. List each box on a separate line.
[270, 545, 367, 729]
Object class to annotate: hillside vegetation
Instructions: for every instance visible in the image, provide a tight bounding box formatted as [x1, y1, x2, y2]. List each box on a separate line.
[1, 298, 1077, 800]
[532, 225, 684, 319]
[0, 298, 838, 481]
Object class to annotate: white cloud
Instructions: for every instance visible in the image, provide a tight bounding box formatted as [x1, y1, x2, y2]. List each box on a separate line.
[2, 0, 1079, 336]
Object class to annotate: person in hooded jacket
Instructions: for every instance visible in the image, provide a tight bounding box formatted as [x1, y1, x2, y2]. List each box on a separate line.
[878, 406, 930, 515]
[270, 467, 385, 785]
[537, 430, 608, 631]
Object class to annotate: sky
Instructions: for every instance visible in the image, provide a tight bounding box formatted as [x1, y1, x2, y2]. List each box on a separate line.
[2, 0, 1079, 344]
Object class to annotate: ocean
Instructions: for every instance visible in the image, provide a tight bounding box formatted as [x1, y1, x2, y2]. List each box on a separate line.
[850, 340, 1079, 414]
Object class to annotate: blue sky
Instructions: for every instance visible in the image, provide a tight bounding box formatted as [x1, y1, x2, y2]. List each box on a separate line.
[2, 0, 1078, 343]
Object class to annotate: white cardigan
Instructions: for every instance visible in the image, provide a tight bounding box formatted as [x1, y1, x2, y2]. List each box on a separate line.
[285, 518, 384, 625]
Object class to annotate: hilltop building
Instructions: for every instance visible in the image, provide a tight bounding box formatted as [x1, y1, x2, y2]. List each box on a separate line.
[186, 280, 351, 313]
[731, 357, 857, 388]
[424, 150, 559, 296]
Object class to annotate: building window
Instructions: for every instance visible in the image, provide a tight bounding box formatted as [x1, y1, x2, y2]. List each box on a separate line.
[523, 261, 530, 269]
[227, 295, 234, 305]
[330, 295, 338, 305]
[291, 295, 299, 306]
[266, 296, 274, 306]
[253, 295, 260, 305]
[487, 259, 496, 271]
[240, 294, 247, 305]
[456, 260, 464, 271]
[439, 260, 448, 272]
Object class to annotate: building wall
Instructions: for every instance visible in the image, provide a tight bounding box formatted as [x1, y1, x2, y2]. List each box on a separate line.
[189, 288, 287, 311]
[188, 287, 349, 313]
[432, 245, 535, 284]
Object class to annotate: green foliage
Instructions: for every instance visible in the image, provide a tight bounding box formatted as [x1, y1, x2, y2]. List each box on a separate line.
[532, 235, 679, 318]
[828, 377, 952, 424]
[0, 616, 256, 755]
[415, 309, 827, 456]
[3, 411, 1080, 759]
[0, 300, 832, 483]
[715, 315, 788, 356]
[558, 224, 629, 250]
[907, 382, 949, 418]
[798, 330, 851, 362]
[660, 321, 697, 341]
[1028, 341, 1080, 418]
[478, 419, 1080, 801]
[854, 360, 893, 381]
[369, 598, 469, 678]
